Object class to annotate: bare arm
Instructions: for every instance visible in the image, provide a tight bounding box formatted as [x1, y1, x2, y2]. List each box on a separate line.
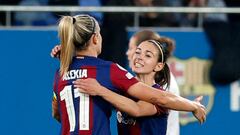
[74, 78, 206, 124]
[98, 87, 157, 117]
[74, 79, 157, 117]
[127, 82, 206, 123]
[127, 82, 196, 111]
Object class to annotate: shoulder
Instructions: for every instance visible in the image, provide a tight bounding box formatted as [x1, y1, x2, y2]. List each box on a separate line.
[95, 57, 114, 66]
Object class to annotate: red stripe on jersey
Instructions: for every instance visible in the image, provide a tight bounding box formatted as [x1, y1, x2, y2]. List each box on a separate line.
[130, 123, 141, 135]
[57, 78, 70, 135]
[110, 64, 138, 92]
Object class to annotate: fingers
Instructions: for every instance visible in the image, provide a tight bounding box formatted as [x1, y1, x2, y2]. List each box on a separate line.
[50, 45, 61, 58]
[195, 95, 203, 102]
[73, 81, 91, 95]
[200, 109, 207, 124]
[73, 79, 99, 96]
[197, 115, 204, 124]
[73, 78, 87, 83]
[73, 78, 96, 85]
[194, 104, 207, 125]
[73, 80, 86, 88]
[76, 88, 87, 93]
[199, 113, 205, 124]
[203, 107, 207, 122]
[203, 113, 206, 123]
[200, 114, 206, 124]
[73, 79, 93, 90]
[198, 95, 203, 101]
[50, 48, 56, 58]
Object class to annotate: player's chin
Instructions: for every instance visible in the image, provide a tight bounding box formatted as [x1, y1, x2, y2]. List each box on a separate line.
[132, 69, 144, 74]
[131, 67, 138, 72]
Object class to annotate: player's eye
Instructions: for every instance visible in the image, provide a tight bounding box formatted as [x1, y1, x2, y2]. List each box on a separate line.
[146, 54, 151, 58]
[135, 51, 141, 55]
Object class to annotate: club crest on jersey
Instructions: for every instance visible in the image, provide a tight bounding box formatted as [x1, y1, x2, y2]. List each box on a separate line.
[63, 69, 87, 81]
[168, 57, 215, 125]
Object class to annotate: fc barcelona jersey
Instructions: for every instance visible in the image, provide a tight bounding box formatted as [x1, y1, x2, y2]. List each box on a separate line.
[117, 84, 169, 135]
[53, 56, 138, 135]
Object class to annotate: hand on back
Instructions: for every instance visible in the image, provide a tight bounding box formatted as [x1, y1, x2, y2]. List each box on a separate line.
[73, 78, 104, 96]
[50, 45, 61, 58]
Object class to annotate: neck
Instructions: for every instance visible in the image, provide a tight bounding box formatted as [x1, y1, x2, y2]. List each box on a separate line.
[136, 73, 156, 86]
[75, 48, 98, 57]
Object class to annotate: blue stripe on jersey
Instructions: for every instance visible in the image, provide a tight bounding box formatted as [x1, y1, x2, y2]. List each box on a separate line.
[53, 70, 65, 135]
[70, 56, 119, 135]
[139, 84, 168, 135]
[138, 114, 168, 135]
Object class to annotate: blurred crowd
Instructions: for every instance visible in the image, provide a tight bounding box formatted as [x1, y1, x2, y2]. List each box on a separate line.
[0, 0, 239, 27]
[0, 0, 240, 84]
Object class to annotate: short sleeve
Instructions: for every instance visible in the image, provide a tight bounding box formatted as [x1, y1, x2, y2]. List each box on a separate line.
[53, 70, 59, 100]
[110, 63, 138, 92]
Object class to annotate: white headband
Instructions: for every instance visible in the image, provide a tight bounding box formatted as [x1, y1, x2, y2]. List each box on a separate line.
[148, 40, 164, 63]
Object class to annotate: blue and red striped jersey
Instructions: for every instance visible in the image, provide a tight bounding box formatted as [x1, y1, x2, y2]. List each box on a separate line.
[53, 56, 138, 135]
[117, 84, 169, 135]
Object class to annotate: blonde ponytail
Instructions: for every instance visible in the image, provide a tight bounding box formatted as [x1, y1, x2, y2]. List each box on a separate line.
[58, 14, 97, 76]
[58, 16, 75, 76]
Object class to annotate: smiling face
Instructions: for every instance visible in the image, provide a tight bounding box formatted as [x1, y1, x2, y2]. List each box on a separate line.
[132, 41, 163, 74]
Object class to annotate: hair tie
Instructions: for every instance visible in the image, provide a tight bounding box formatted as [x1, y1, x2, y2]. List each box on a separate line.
[160, 42, 167, 49]
[72, 17, 76, 24]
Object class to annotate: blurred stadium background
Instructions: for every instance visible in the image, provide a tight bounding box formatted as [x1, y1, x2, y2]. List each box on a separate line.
[0, 0, 240, 135]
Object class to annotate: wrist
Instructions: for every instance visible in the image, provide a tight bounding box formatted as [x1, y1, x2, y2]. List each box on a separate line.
[98, 85, 108, 96]
[192, 102, 198, 112]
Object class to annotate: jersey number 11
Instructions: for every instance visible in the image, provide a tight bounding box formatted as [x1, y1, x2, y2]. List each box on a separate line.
[60, 85, 90, 132]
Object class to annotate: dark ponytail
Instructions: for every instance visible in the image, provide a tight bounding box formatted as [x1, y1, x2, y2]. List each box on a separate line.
[154, 64, 171, 89]
[148, 39, 172, 89]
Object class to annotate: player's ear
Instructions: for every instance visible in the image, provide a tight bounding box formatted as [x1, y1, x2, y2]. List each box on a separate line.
[153, 62, 164, 72]
[92, 33, 98, 45]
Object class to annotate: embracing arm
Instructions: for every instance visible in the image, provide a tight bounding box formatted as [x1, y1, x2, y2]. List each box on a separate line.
[127, 82, 206, 123]
[127, 82, 196, 111]
[74, 79, 157, 117]
[74, 78, 206, 124]
[98, 86, 157, 117]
